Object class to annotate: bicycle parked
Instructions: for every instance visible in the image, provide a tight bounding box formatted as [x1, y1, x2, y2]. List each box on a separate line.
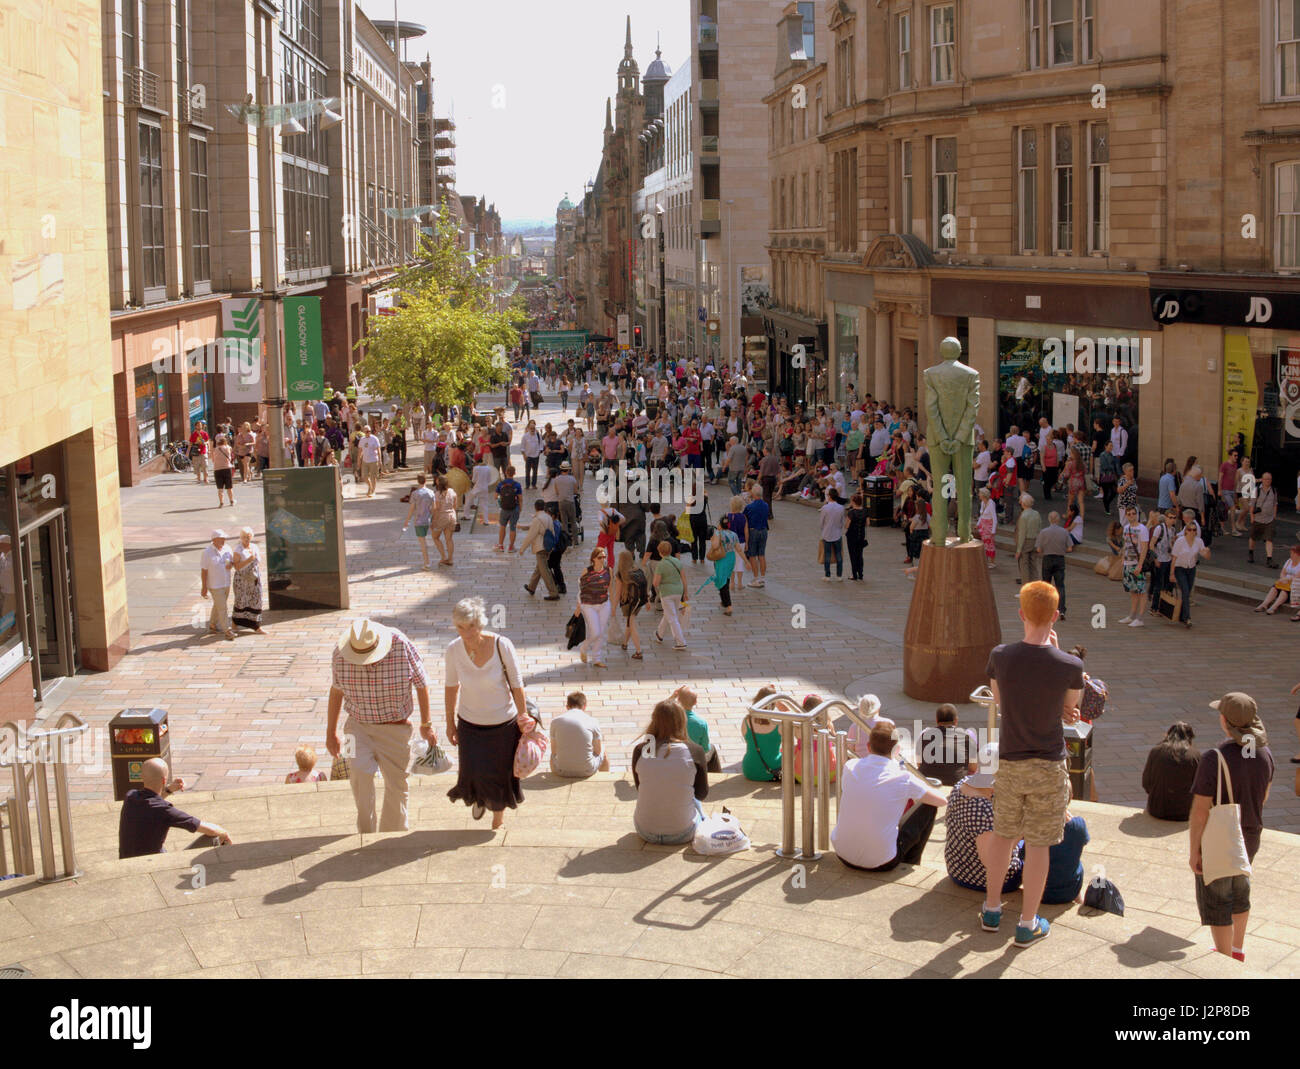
[163, 440, 192, 474]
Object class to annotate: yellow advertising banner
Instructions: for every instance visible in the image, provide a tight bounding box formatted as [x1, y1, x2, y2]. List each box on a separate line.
[1222, 334, 1258, 457]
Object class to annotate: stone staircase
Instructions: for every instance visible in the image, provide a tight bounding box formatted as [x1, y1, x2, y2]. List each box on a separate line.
[1, 774, 1297, 979]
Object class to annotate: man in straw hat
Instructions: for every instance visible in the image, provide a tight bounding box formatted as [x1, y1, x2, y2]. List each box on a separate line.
[1188, 692, 1275, 963]
[199, 530, 236, 640]
[326, 619, 434, 833]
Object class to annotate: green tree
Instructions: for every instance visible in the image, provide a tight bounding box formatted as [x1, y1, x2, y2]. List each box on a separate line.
[354, 208, 517, 408]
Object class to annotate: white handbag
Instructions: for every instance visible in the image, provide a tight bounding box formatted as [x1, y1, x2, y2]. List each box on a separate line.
[1200, 748, 1252, 885]
[692, 808, 750, 856]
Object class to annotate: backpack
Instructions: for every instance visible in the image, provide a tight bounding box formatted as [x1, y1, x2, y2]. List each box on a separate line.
[1080, 676, 1108, 721]
[543, 518, 560, 552]
[498, 480, 520, 511]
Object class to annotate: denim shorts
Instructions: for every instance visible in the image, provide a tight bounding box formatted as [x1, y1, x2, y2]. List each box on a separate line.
[1195, 873, 1251, 926]
[747, 528, 769, 558]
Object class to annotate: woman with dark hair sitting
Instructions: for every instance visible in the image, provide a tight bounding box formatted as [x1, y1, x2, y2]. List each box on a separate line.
[1142, 721, 1202, 821]
[631, 699, 710, 844]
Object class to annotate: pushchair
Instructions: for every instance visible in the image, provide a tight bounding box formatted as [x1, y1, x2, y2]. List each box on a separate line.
[573, 494, 585, 542]
[584, 443, 603, 476]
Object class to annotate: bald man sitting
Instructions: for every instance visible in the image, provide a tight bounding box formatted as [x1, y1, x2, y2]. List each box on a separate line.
[118, 758, 231, 859]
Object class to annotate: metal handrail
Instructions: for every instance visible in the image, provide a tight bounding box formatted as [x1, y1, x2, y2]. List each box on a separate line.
[746, 693, 854, 859]
[0, 714, 87, 882]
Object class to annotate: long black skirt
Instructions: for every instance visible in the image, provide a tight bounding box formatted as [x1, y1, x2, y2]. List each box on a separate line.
[447, 718, 523, 812]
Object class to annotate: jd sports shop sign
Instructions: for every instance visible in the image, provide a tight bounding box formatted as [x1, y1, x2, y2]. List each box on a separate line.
[1151, 288, 1300, 331]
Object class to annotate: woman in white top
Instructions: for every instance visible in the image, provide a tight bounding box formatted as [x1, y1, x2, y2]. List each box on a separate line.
[820, 487, 848, 581]
[444, 598, 535, 829]
[422, 424, 440, 474]
[1169, 513, 1210, 627]
[1256, 542, 1300, 616]
[973, 441, 993, 491]
[977, 487, 998, 568]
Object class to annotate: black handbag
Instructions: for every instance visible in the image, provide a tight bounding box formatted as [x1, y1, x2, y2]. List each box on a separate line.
[564, 611, 586, 649]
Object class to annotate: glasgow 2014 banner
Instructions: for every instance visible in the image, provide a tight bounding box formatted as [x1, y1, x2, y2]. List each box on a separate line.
[283, 296, 324, 401]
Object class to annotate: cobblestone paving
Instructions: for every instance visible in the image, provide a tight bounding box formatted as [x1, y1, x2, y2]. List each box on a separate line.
[35, 396, 1300, 831]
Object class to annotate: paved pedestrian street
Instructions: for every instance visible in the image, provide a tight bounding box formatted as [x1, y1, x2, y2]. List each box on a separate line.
[34, 397, 1300, 834]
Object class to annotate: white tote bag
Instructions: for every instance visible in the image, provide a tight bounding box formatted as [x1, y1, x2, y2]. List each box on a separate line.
[1200, 748, 1252, 886]
[692, 808, 750, 856]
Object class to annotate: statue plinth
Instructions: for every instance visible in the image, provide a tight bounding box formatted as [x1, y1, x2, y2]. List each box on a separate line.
[903, 538, 1002, 703]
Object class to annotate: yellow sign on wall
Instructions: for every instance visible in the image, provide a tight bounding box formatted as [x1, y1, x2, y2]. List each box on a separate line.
[1222, 334, 1258, 458]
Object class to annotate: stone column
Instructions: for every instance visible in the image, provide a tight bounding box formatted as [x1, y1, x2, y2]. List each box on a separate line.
[873, 303, 892, 402]
[65, 423, 130, 671]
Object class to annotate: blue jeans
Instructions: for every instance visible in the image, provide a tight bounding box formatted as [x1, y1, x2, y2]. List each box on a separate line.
[729, 473, 743, 495]
[823, 538, 843, 577]
[637, 799, 705, 844]
[1175, 565, 1196, 622]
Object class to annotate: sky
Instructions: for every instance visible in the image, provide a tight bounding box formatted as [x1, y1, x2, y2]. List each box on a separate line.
[360, 0, 690, 228]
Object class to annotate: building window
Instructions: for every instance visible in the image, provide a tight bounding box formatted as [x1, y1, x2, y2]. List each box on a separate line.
[1052, 124, 1073, 253]
[801, 173, 809, 227]
[1276, 161, 1300, 268]
[930, 4, 956, 84]
[134, 367, 168, 465]
[138, 122, 166, 294]
[900, 140, 913, 236]
[898, 13, 912, 89]
[799, 2, 816, 61]
[836, 34, 855, 107]
[835, 150, 858, 251]
[122, 0, 141, 70]
[815, 85, 824, 133]
[1280, 0, 1300, 99]
[815, 169, 823, 225]
[780, 178, 787, 229]
[1019, 127, 1038, 253]
[1087, 121, 1108, 253]
[771, 179, 777, 228]
[1081, 0, 1095, 61]
[933, 136, 957, 250]
[1026, 0, 1042, 69]
[1049, 0, 1074, 64]
[189, 136, 210, 284]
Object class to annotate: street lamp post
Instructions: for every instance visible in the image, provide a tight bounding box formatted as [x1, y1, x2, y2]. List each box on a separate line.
[257, 75, 289, 471]
[228, 90, 341, 469]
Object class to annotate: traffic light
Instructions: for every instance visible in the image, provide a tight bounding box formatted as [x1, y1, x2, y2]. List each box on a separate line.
[633, 325, 643, 348]
[521, 331, 532, 356]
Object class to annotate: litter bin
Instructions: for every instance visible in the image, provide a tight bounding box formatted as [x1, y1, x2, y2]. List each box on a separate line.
[645, 397, 659, 421]
[865, 475, 896, 526]
[1064, 720, 1094, 800]
[109, 708, 171, 801]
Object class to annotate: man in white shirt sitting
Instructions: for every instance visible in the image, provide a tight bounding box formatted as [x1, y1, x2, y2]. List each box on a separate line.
[831, 719, 948, 871]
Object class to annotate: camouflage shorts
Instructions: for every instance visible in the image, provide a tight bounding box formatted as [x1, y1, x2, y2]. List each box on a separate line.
[992, 758, 1071, 847]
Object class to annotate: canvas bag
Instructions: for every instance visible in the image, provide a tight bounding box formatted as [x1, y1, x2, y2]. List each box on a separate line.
[1200, 748, 1252, 885]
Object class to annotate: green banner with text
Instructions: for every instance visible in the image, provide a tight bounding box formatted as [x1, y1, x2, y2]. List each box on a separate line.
[283, 296, 324, 401]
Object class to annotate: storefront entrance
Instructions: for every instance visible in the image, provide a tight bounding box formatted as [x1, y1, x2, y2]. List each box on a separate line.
[16, 510, 77, 701]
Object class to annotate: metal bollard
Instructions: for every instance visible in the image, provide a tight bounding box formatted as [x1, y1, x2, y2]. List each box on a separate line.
[778, 718, 797, 858]
[799, 721, 817, 860]
[32, 761, 56, 883]
[835, 731, 847, 816]
[9, 768, 34, 877]
[816, 727, 831, 853]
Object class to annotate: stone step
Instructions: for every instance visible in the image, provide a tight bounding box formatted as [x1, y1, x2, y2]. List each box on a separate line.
[2, 772, 1296, 979]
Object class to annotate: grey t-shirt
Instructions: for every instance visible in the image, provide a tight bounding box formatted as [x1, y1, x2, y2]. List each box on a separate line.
[632, 740, 708, 836]
[550, 710, 602, 777]
[1035, 524, 1073, 556]
[986, 642, 1084, 762]
[411, 487, 436, 526]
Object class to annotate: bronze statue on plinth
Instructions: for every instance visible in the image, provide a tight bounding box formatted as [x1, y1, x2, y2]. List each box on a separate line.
[903, 337, 1001, 702]
[924, 336, 979, 545]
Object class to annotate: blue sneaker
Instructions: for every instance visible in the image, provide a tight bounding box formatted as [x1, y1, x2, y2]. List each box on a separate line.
[1014, 915, 1050, 948]
[979, 905, 1002, 932]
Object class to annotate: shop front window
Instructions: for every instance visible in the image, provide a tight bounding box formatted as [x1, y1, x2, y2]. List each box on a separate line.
[996, 324, 1143, 467]
[188, 372, 213, 431]
[135, 367, 169, 465]
[836, 308, 859, 404]
[0, 468, 20, 667]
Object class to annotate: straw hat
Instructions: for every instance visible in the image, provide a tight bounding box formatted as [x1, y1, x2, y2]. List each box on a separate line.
[338, 619, 393, 665]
